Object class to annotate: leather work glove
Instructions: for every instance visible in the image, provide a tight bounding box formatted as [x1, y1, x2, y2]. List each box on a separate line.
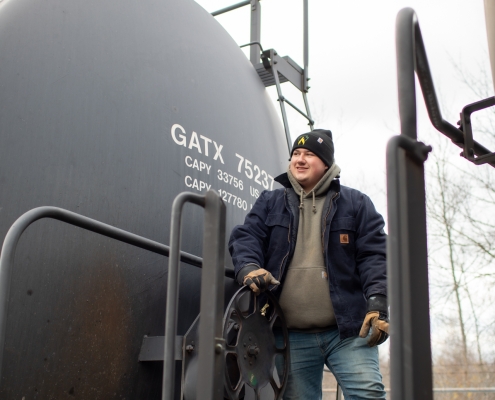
[359, 294, 389, 347]
[243, 268, 280, 294]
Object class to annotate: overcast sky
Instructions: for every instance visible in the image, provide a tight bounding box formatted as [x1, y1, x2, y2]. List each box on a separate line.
[195, 0, 492, 217]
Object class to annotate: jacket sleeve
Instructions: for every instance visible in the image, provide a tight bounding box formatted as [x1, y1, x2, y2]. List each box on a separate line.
[354, 193, 387, 299]
[228, 190, 272, 284]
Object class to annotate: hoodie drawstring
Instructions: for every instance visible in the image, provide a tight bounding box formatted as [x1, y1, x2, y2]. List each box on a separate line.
[299, 190, 317, 214]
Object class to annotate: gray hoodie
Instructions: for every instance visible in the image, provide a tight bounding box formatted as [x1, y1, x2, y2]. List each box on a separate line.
[278, 163, 341, 330]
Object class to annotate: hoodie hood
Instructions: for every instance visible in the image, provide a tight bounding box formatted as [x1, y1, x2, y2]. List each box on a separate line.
[287, 162, 341, 198]
[287, 163, 341, 213]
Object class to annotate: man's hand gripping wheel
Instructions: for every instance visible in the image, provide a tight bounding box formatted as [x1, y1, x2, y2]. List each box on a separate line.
[243, 268, 280, 294]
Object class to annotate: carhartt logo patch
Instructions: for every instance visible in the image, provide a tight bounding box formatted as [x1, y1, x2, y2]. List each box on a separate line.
[340, 234, 349, 244]
[317, 137, 323, 144]
[297, 135, 309, 145]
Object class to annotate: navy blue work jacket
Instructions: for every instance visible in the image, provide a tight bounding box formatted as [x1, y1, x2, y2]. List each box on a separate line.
[228, 174, 387, 339]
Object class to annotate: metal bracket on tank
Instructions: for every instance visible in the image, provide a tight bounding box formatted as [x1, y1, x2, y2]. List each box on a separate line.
[138, 335, 184, 361]
[256, 48, 315, 151]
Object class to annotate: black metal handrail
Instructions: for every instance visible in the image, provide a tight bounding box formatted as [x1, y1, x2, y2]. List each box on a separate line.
[396, 8, 495, 167]
[0, 205, 233, 381]
[388, 8, 438, 400]
[389, 8, 495, 400]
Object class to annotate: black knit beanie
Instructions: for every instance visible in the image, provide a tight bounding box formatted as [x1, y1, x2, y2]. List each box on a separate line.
[291, 129, 335, 167]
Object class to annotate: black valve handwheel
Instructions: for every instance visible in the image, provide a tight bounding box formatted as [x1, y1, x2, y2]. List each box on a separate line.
[222, 286, 290, 400]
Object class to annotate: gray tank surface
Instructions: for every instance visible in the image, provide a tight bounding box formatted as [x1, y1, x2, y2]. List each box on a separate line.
[0, 0, 287, 397]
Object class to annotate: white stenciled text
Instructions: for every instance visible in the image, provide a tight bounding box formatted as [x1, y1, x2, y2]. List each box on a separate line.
[235, 153, 274, 190]
[185, 156, 211, 174]
[217, 169, 244, 190]
[171, 124, 224, 164]
[218, 189, 248, 210]
[185, 176, 211, 192]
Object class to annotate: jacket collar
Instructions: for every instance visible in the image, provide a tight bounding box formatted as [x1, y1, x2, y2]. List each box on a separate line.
[274, 172, 341, 193]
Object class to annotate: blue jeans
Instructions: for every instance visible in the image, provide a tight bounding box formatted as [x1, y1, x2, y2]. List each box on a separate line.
[275, 327, 386, 400]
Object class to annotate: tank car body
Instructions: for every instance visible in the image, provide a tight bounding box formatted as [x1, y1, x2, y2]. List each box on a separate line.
[0, 0, 287, 397]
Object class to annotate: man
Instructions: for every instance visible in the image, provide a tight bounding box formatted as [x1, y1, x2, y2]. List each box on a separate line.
[228, 129, 388, 399]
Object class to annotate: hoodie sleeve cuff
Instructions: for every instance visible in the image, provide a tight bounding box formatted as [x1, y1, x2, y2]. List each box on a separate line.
[236, 263, 260, 285]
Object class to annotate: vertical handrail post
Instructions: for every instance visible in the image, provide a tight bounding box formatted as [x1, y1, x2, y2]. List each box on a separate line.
[302, 0, 313, 130]
[196, 191, 226, 400]
[162, 192, 206, 400]
[387, 7, 434, 400]
[303, 0, 309, 92]
[162, 190, 226, 400]
[250, 0, 261, 65]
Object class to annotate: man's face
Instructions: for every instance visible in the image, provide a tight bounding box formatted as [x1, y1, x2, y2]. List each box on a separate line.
[290, 148, 328, 192]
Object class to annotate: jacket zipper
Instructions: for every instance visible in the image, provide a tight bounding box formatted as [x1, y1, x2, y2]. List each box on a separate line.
[322, 191, 340, 331]
[277, 189, 292, 283]
[321, 192, 339, 252]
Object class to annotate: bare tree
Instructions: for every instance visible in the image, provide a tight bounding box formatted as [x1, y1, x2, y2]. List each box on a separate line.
[427, 144, 495, 368]
[426, 143, 470, 366]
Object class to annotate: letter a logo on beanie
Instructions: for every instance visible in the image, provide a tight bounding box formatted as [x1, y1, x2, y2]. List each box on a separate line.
[297, 135, 309, 146]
